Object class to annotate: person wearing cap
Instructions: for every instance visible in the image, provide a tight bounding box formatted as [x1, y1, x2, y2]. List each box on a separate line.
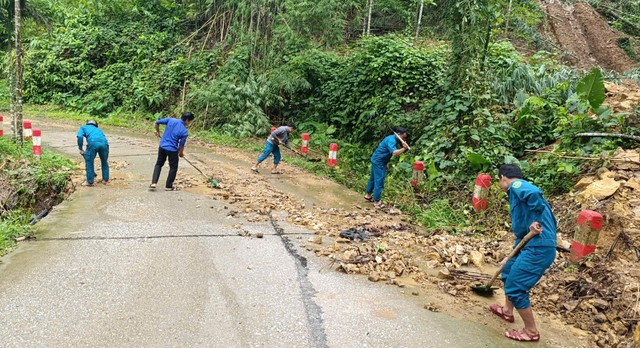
[363, 127, 409, 209]
[77, 120, 110, 186]
[149, 112, 195, 191]
[251, 123, 295, 174]
[489, 164, 557, 342]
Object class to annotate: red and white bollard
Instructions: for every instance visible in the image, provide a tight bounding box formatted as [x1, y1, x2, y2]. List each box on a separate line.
[23, 120, 33, 140]
[327, 143, 338, 167]
[32, 129, 42, 158]
[301, 133, 309, 155]
[411, 161, 424, 186]
[472, 174, 491, 211]
[0, 115, 3, 137]
[570, 210, 602, 261]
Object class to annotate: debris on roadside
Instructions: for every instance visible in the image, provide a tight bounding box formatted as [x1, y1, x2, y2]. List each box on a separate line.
[194, 144, 640, 347]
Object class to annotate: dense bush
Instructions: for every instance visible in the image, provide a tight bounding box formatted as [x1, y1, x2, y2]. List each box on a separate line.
[22, 2, 212, 116]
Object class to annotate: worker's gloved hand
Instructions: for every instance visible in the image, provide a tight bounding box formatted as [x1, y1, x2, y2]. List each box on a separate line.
[529, 221, 543, 235]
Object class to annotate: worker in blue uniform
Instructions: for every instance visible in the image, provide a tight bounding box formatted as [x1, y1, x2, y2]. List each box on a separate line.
[77, 120, 109, 186]
[363, 127, 409, 209]
[251, 123, 296, 174]
[150, 112, 195, 191]
[489, 164, 557, 342]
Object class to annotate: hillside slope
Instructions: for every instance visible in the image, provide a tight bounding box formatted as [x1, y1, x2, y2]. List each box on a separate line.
[541, 0, 637, 72]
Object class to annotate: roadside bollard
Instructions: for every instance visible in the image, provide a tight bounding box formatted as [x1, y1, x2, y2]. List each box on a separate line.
[23, 120, 33, 140]
[327, 143, 338, 167]
[0, 115, 3, 137]
[570, 210, 603, 261]
[472, 173, 491, 211]
[411, 161, 424, 186]
[32, 129, 42, 158]
[301, 133, 309, 155]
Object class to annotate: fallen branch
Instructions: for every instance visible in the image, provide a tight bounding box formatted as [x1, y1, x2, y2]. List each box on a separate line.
[524, 149, 606, 161]
[575, 132, 640, 142]
[525, 149, 637, 162]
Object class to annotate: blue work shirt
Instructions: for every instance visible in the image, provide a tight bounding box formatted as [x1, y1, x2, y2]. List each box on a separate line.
[371, 135, 398, 165]
[77, 125, 108, 150]
[508, 179, 557, 248]
[157, 118, 189, 152]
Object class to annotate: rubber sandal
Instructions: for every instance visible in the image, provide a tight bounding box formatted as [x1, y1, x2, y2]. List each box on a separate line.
[489, 304, 515, 323]
[165, 187, 177, 191]
[251, 167, 259, 173]
[363, 195, 373, 202]
[149, 183, 157, 191]
[373, 202, 386, 209]
[505, 328, 540, 342]
[82, 182, 94, 187]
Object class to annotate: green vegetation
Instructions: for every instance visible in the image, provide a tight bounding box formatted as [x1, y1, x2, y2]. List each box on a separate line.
[1, 0, 639, 235]
[0, 137, 75, 254]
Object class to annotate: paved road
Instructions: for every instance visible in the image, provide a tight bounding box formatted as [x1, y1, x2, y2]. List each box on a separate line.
[0, 121, 540, 347]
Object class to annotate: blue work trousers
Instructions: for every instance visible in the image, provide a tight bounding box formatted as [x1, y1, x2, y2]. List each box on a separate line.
[257, 141, 281, 165]
[365, 162, 387, 202]
[85, 142, 109, 184]
[502, 246, 556, 309]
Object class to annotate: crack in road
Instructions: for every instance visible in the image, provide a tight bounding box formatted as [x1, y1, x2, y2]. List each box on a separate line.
[33, 232, 316, 241]
[270, 216, 329, 348]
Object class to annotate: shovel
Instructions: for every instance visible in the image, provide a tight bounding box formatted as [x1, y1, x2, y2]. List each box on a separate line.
[471, 230, 537, 296]
[183, 156, 219, 187]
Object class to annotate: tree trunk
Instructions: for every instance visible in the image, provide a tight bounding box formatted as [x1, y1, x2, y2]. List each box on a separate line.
[362, 0, 367, 36]
[8, 44, 15, 139]
[415, 0, 424, 40]
[14, 0, 23, 145]
[366, 0, 373, 36]
[505, 0, 513, 35]
[181, 45, 194, 113]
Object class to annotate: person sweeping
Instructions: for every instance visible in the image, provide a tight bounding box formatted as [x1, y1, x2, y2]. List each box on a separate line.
[77, 120, 109, 186]
[489, 164, 557, 342]
[363, 127, 409, 209]
[251, 123, 295, 174]
[149, 112, 194, 191]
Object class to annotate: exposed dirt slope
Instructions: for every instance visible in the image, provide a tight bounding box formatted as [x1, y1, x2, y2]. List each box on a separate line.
[541, 0, 637, 72]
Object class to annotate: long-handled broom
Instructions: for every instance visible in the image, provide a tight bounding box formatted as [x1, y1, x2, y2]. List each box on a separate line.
[183, 157, 219, 187]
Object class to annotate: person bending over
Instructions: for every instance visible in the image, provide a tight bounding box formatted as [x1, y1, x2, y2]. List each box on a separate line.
[150, 112, 194, 191]
[489, 164, 557, 342]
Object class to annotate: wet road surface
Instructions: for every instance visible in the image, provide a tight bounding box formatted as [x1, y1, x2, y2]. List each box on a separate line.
[0, 120, 555, 347]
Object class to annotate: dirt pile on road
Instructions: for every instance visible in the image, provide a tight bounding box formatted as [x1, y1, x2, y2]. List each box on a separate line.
[541, 0, 637, 73]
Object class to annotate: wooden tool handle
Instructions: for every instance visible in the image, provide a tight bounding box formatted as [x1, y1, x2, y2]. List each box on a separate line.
[393, 131, 410, 150]
[484, 231, 538, 289]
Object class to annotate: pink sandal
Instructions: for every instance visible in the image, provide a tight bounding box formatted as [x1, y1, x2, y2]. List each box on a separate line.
[489, 304, 515, 323]
[505, 328, 540, 342]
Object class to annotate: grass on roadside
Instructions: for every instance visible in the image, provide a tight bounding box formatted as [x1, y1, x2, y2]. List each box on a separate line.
[0, 211, 33, 253]
[0, 137, 75, 255]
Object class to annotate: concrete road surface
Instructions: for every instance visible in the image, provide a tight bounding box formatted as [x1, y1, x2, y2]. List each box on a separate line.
[0, 120, 553, 347]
